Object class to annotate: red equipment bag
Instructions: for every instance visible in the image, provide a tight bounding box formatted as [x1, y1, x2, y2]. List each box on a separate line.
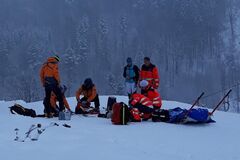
[111, 102, 130, 125]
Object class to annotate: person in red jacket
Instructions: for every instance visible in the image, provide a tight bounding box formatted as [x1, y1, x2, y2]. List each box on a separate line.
[139, 57, 160, 90]
[139, 80, 162, 109]
[129, 93, 154, 121]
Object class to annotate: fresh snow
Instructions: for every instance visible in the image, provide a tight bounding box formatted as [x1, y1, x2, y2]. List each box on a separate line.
[0, 96, 240, 160]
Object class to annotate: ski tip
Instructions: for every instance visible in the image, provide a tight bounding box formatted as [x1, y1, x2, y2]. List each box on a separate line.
[62, 124, 71, 128]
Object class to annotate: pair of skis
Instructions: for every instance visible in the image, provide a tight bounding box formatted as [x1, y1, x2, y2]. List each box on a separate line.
[14, 122, 71, 142]
[14, 124, 42, 142]
[185, 89, 232, 118]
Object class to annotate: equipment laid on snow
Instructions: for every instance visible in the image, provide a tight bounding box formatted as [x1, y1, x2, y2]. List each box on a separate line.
[14, 123, 42, 142]
[14, 122, 60, 142]
[152, 109, 170, 122]
[210, 89, 232, 115]
[98, 96, 117, 118]
[111, 102, 130, 125]
[9, 104, 36, 118]
[152, 107, 214, 124]
[152, 90, 232, 124]
[59, 111, 71, 120]
[184, 92, 205, 119]
[106, 97, 117, 112]
[62, 124, 71, 128]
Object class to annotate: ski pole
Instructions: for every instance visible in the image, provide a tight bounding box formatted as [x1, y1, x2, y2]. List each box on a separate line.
[184, 92, 205, 118]
[210, 89, 232, 115]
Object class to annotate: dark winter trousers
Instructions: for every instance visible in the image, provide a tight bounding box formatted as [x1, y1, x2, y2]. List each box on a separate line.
[80, 94, 100, 109]
[43, 84, 64, 114]
[134, 104, 153, 114]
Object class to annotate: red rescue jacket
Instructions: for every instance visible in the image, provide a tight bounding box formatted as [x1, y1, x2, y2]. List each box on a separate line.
[140, 63, 159, 89]
[144, 88, 162, 108]
[130, 93, 153, 108]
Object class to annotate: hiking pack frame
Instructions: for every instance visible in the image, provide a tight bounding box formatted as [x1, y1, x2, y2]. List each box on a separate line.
[210, 89, 232, 115]
[184, 92, 205, 118]
[184, 89, 232, 119]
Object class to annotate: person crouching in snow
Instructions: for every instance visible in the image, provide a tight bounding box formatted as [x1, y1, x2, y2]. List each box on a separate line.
[123, 57, 140, 99]
[75, 78, 100, 114]
[129, 93, 154, 121]
[139, 80, 162, 109]
[43, 85, 72, 117]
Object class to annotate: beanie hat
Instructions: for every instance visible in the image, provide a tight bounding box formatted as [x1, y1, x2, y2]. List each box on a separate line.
[83, 78, 94, 90]
[127, 57, 132, 64]
[144, 57, 150, 61]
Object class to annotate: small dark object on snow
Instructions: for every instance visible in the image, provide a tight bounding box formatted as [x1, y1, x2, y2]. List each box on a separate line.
[98, 97, 116, 118]
[9, 104, 36, 118]
[62, 124, 71, 128]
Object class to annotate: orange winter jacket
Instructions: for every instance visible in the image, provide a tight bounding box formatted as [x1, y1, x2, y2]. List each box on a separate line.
[140, 63, 160, 89]
[40, 57, 60, 86]
[145, 88, 162, 108]
[76, 85, 97, 102]
[130, 93, 153, 108]
[50, 92, 71, 110]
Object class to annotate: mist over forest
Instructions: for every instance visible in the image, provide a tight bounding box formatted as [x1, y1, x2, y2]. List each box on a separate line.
[0, 0, 240, 112]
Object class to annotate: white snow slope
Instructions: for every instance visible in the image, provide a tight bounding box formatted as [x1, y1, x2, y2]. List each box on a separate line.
[0, 96, 240, 160]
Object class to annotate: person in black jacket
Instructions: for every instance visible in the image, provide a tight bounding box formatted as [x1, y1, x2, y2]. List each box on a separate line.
[123, 57, 140, 99]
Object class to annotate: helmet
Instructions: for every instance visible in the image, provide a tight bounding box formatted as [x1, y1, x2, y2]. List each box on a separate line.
[139, 80, 149, 88]
[83, 78, 94, 90]
[54, 55, 60, 62]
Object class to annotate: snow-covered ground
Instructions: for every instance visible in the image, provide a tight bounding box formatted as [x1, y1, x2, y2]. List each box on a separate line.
[0, 96, 240, 160]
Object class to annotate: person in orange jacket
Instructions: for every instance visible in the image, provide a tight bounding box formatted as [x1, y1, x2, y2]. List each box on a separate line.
[75, 78, 100, 114]
[40, 55, 64, 118]
[43, 85, 72, 116]
[139, 80, 162, 109]
[139, 57, 160, 90]
[129, 93, 154, 121]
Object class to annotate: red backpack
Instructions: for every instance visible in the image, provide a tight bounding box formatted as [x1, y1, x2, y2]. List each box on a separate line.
[111, 102, 130, 125]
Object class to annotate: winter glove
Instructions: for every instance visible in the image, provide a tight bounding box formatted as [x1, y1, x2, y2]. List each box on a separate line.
[128, 104, 133, 110]
[81, 100, 87, 105]
[81, 101, 90, 108]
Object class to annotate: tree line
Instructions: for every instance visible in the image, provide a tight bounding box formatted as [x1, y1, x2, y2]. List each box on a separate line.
[0, 0, 239, 112]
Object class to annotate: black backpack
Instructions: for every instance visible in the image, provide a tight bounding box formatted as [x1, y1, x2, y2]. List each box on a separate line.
[106, 97, 117, 111]
[9, 104, 36, 118]
[98, 96, 117, 118]
[152, 109, 170, 122]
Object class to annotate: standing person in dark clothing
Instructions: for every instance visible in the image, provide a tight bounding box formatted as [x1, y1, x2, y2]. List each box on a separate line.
[140, 57, 160, 92]
[123, 57, 140, 99]
[40, 55, 65, 118]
